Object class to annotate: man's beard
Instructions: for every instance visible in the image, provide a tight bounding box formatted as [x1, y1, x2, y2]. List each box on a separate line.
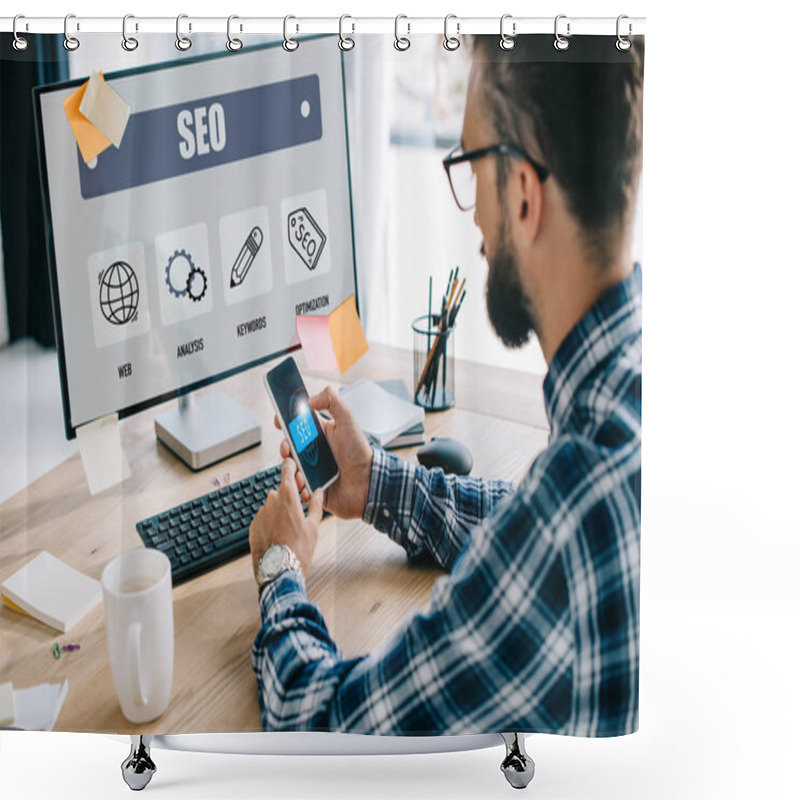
[484, 218, 538, 348]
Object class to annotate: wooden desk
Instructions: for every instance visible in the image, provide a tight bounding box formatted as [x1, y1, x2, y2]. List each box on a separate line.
[0, 345, 548, 733]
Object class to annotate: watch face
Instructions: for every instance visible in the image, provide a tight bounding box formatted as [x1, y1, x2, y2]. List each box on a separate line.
[259, 545, 286, 582]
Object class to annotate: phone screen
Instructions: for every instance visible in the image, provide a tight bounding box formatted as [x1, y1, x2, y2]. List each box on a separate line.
[265, 357, 339, 492]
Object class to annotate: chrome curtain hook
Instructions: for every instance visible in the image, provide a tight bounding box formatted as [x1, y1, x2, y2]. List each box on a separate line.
[226, 15, 243, 51]
[443, 14, 460, 52]
[616, 15, 632, 51]
[122, 14, 139, 51]
[554, 14, 571, 51]
[176, 14, 192, 51]
[499, 14, 516, 51]
[283, 15, 299, 52]
[339, 14, 355, 51]
[12, 14, 29, 51]
[63, 14, 80, 51]
[394, 14, 411, 51]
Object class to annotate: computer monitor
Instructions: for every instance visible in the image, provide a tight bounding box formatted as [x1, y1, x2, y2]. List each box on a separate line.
[33, 37, 358, 469]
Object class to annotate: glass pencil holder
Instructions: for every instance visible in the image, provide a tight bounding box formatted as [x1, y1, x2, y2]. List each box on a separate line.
[412, 314, 455, 411]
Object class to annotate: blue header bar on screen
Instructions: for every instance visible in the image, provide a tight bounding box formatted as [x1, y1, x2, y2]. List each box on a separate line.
[78, 75, 322, 199]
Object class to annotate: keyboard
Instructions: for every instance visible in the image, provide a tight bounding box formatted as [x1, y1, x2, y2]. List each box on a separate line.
[136, 464, 284, 584]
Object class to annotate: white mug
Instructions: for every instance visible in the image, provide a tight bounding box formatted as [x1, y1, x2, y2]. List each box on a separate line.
[101, 548, 174, 723]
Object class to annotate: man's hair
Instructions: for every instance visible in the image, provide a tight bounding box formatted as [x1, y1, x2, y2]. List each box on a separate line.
[470, 36, 644, 272]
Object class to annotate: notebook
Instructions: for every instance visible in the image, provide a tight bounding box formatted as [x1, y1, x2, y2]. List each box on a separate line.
[0, 551, 102, 633]
[339, 379, 425, 447]
[376, 379, 426, 449]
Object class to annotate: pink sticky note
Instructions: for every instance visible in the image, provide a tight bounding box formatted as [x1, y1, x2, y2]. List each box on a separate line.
[296, 294, 368, 374]
[296, 314, 341, 372]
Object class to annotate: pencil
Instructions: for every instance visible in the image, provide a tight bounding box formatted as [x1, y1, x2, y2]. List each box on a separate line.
[415, 274, 467, 398]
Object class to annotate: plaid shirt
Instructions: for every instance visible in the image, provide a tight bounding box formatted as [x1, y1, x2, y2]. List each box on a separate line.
[252, 264, 641, 736]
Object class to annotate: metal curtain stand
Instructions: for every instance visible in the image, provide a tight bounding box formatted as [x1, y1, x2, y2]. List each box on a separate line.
[121, 733, 535, 791]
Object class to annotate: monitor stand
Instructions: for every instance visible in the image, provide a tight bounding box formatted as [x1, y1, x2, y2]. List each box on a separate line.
[154, 391, 262, 471]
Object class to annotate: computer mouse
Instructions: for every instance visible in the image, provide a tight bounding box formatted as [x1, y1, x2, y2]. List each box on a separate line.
[416, 437, 473, 476]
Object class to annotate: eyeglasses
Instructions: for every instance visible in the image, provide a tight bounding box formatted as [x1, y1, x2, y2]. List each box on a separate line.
[442, 144, 550, 212]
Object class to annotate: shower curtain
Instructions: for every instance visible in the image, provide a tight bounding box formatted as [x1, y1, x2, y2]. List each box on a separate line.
[0, 22, 644, 743]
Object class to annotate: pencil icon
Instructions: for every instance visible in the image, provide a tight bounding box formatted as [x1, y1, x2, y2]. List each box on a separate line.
[230, 226, 263, 288]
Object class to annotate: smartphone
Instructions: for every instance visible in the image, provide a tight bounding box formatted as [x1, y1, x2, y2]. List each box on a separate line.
[264, 356, 339, 494]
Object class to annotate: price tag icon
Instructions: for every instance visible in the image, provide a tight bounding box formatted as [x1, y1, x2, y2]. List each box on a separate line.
[287, 207, 327, 271]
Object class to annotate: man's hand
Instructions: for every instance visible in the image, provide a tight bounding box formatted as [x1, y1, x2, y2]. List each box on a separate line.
[249, 457, 324, 583]
[275, 385, 373, 520]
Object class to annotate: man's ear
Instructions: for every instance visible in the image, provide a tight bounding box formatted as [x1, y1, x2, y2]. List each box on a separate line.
[511, 163, 544, 247]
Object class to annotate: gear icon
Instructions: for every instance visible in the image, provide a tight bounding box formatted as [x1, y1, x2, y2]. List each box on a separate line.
[186, 267, 208, 302]
[166, 250, 194, 297]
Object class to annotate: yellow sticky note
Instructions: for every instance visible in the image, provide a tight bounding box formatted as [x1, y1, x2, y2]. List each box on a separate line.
[63, 77, 112, 164]
[79, 71, 131, 149]
[296, 294, 368, 374]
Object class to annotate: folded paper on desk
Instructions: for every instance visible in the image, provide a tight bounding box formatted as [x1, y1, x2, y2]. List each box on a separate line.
[340, 380, 425, 447]
[6, 680, 69, 731]
[0, 551, 102, 633]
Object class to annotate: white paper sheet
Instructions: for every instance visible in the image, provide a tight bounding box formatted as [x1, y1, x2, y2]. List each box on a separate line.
[11, 680, 69, 731]
[75, 412, 131, 495]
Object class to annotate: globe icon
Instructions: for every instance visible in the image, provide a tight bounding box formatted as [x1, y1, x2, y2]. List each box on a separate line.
[99, 261, 139, 325]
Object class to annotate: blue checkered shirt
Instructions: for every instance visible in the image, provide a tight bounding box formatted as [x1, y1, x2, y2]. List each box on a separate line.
[252, 264, 641, 736]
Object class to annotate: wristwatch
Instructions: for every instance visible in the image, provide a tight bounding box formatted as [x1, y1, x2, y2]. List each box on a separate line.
[256, 544, 303, 594]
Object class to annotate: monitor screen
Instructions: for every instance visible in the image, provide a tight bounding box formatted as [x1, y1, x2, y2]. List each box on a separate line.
[34, 37, 357, 438]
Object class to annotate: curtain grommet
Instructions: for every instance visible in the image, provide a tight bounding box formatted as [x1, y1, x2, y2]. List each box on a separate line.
[226, 15, 243, 51]
[122, 14, 139, 51]
[616, 15, 632, 51]
[283, 15, 299, 52]
[499, 14, 516, 51]
[63, 14, 80, 51]
[12, 14, 29, 51]
[443, 14, 460, 52]
[394, 15, 411, 51]
[554, 14, 571, 51]
[175, 14, 192, 51]
[339, 14, 355, 51]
